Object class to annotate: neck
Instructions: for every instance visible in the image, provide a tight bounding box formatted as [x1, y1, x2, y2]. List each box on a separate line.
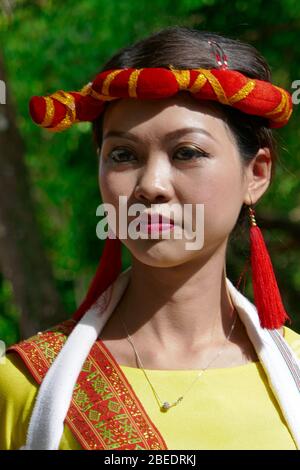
[117, 241, 238, 352]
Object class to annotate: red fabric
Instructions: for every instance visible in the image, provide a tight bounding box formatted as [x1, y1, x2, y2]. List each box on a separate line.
[29, 95, 72, 128]
[29, 96, 46, 124]
[28, 67, 293, 132]
[29, 92, 105, 130]
[75, 94, 105, 121]
[250, 225, 292, 329]
[73, 237, 122, 322]
[135, 68, 179, 98]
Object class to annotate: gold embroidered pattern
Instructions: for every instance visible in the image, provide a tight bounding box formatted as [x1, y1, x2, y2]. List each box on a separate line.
[40, 97, 55, 128]
[128, 69, 143, 97]
[50, 91, 77, 131]
[7, 320, 168, 451]
[265, 87, 291, 123]
[200, 69, 229, 105]
[88, 88, 118, 102]
[80, 82, 93, 96]
[169, 67, 191, 90]
[228, 80, 256, 104]
[188, 71, 207, 94]
[102, 70, 124, 96]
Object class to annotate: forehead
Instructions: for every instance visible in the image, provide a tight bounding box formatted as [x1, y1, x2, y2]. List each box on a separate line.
[102, 92, 230, 139]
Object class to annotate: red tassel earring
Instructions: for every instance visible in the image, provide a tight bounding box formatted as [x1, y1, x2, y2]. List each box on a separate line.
[248, 198, 292, 329]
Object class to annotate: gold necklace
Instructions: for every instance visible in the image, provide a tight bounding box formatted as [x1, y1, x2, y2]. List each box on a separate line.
[116, 306, 238, 412]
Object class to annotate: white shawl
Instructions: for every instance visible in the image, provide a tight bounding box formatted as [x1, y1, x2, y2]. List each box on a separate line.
[20, 267, 300, 450]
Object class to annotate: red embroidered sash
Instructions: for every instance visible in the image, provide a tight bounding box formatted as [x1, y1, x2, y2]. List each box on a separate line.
[7, 320, 168, 450]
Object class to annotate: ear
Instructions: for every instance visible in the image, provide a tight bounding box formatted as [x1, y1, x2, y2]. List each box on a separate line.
[243, 147, 272, 205]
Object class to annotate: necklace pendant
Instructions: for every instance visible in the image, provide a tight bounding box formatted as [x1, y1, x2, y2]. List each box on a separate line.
[161, 401, 171, 411]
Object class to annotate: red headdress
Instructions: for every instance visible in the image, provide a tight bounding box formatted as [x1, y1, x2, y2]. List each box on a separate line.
[29, 65, 292, 132]
[28, 43, 293, 329]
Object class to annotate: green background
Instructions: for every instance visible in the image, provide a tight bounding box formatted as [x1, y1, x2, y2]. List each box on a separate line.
[0, 0, 299, 346]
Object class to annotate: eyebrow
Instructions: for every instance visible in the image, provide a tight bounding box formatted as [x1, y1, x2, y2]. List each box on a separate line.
[103, 127, 218, 144]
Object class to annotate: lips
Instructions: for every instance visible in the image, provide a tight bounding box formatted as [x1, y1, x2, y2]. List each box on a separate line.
[140, 222, 174, 235]
[144, 213, 174, 225]
[139, 212, 174, 226]
[136, 212, 175, 235]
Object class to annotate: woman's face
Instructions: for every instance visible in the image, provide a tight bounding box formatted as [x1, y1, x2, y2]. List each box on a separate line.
[98, 92, 266, 268]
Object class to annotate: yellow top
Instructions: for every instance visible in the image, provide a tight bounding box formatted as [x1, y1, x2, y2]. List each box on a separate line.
[0, 326, 300, 450]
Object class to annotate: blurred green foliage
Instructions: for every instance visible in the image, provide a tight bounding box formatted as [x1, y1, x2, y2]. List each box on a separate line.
[0, 0, 299, 345]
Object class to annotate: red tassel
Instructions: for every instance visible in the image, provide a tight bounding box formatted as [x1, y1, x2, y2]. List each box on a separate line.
[249, 206, 292, 329]
[73, 236, 122, 322]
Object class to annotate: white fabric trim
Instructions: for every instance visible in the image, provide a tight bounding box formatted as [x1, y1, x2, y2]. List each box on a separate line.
[20, 268, 300, 450]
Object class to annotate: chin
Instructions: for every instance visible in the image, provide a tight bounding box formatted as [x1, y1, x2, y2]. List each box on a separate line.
[127, 239, 197, 268]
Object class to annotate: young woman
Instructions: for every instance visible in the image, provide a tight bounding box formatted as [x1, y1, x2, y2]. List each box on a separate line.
[1, 26, 300, 450]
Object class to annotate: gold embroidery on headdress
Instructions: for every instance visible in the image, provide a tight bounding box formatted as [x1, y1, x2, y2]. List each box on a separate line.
[128, 69, 143, 97]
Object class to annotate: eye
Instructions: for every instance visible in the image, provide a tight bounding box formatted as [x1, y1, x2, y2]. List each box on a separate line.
[174, 146, 210, 160]
[106, 145, 210, 163]
[107, 147, 136, 163]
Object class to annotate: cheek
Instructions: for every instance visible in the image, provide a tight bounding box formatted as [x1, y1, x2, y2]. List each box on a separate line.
[99, 167, 135, 205]
[177, 160, 244, 236]
[202, 168, 244, 237]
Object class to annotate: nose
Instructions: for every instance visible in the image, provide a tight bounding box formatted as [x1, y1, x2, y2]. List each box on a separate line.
[134, 155, 174, 204]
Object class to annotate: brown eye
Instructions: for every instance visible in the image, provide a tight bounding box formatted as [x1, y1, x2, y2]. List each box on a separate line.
[108, 148, 136, 163]
[174, 146, 210, 160]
